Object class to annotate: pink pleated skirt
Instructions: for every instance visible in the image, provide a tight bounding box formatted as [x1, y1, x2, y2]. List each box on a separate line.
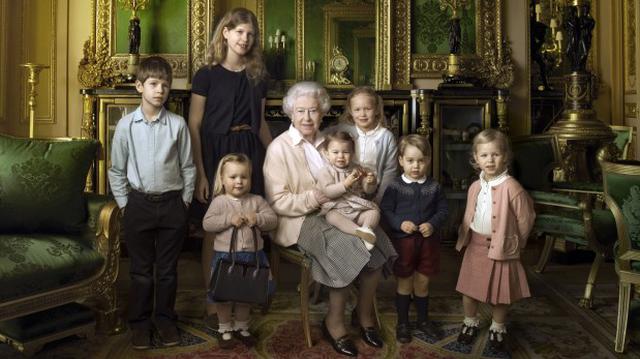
[456, 231, 531, 305]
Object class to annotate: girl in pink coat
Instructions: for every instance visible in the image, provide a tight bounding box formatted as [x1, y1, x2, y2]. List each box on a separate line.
[455, 129, 535, 354]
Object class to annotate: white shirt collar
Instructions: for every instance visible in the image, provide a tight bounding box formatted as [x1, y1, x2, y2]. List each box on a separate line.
[355, 123, 382, 137]
[287, 125, 325, 148]
[480, 170, 510, 187]
[401, 174, 427, 184]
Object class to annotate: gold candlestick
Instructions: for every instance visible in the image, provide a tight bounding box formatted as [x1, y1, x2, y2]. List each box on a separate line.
[439, 0, 472, 85]
[19, 63, 49, 138]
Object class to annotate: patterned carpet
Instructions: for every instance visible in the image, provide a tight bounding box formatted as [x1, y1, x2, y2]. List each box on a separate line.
[1, 256, 639, 358]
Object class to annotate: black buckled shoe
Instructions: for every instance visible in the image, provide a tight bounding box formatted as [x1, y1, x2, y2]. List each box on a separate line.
[417, 320, 444, 338]
[396, 322, 412, 344]
[488, 329, 508, 353]
[322, 320, 358, 357]
[360, 326, 383, 348]
[457, 324, 478, 345]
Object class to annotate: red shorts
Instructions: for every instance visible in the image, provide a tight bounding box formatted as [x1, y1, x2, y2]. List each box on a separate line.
[392, 233, 440, 278]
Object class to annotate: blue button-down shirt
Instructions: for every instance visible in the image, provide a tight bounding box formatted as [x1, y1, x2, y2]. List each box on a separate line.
[108, 106, 196, 208]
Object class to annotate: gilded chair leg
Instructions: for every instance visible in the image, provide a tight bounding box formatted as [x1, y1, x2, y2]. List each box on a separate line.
[535, 235, 555, 273]
[579, 253, 603, 309]
[300, 265, 313, 348]
[615, 281, 632, 353]
[95, 285, 124, 335]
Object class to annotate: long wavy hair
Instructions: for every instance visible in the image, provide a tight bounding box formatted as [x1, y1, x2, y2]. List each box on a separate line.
[207, 8, 266, 84]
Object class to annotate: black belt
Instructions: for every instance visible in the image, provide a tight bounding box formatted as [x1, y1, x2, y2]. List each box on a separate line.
[130, 189, 181, 202]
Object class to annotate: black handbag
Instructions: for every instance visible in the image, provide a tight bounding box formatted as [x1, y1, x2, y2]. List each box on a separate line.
[209, 226, 270, 304]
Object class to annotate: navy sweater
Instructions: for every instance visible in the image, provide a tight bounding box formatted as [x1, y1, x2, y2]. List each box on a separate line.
[380, 176, 448, 239]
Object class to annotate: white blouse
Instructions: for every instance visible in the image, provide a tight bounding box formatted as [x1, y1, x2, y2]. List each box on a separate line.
[287, 125, 326, 180]
[355, 124, 384, 172]
[470, 170, 510, 236]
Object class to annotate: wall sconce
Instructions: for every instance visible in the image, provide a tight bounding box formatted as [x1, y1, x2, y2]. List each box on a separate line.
[535, 0, 564, 70]
[266, 29, 287, 82]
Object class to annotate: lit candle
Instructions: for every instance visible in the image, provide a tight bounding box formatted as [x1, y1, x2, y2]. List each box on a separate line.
[550, 18, 557, 29]
[535, 4, 542, 22]
[268, 35, 273, 48]
[281, 35, 286, 50]
[276, 29, 281, 38]
[555, 30, 563, 41]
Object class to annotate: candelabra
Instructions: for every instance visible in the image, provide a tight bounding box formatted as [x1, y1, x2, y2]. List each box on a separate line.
[19, 63, 49, 138]
[535, 0, 565, 70]
[304, 60, 316, 81]
[267, 29, 287, 82]
[118, 0, 150, 81]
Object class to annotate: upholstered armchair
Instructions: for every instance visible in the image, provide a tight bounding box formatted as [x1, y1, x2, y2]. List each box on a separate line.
[0, 135, 122, 335]
[511, 134, 617, 308]
[601, 160, 640, 353]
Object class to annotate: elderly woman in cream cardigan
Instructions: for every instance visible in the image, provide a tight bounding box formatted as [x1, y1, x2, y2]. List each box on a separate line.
[263, 81, 396, 357]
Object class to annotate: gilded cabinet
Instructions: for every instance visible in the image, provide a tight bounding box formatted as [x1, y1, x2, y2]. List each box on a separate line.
[413, 88, 505, 241]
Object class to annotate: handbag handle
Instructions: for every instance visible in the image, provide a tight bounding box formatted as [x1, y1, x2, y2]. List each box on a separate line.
[226, 225, 263, 277]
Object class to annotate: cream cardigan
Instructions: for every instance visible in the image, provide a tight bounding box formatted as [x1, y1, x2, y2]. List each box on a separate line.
[263, 132, 323, 246]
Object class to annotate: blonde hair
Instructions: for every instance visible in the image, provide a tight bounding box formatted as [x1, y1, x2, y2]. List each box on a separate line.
[470, 129, 512, 170]
[340, 86, 385, 127]
[398, 134, 431, 158]
[207, 8, 266, 84]
[212, 153, 252, 196]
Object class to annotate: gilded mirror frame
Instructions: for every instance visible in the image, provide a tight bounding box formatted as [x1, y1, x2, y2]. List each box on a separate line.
[322, 3, 375, 88]
[393, 0, 506, 87]
[89, 0, 214, 79]
[280, 0, 391, 90]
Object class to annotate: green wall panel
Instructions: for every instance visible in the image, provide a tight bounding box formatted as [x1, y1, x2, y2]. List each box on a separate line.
[305, 0, 327, 82]
[411, 0, 476, 55]
[115, 0, 188, 55]
[265, 0, 296, 80]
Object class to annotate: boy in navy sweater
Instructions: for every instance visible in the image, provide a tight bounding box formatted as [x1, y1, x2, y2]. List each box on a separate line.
[380, 134, 448, 343]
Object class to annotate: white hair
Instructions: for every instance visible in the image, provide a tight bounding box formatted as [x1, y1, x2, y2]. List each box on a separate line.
[282, 81, 331, 117]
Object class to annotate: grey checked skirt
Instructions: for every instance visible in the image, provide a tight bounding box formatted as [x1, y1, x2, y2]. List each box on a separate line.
[297, 214, 397, 288]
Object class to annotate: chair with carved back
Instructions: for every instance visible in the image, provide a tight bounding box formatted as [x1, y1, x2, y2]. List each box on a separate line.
[601, 160, 640, 352]
[511, 134, 617, 308]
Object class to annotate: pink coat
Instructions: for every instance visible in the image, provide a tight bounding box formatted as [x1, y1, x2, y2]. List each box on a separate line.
[455, 177, 535, 260]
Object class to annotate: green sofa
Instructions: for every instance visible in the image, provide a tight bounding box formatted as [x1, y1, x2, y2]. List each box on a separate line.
[0, 134, 122, 334]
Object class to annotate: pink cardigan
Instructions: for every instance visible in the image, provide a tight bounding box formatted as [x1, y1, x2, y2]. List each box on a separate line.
[455, 177, 535, 260]
[263, 132, 322, 247]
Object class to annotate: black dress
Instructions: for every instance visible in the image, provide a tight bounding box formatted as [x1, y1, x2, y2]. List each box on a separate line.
[191, 65, 267, 218]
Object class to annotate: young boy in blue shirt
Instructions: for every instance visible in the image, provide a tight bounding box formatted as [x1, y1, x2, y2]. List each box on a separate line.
[108, 56, 196, 350]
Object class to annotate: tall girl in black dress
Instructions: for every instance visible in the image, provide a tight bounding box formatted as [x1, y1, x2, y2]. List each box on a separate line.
[188, 7, 272, 326]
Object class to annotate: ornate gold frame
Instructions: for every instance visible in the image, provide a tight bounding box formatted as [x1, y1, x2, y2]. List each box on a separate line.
[393, 0, 509, 87]
[322, 3, 375, 88]
[88, 0, 214, 79]
[290, 0, 391, 90]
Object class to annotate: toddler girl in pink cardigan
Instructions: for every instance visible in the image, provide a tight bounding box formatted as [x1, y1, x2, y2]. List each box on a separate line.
[202, 153, 277, 349]
[455, 129, 535, 354]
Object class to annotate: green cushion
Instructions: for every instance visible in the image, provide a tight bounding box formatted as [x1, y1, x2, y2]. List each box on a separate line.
[534, 214, 587, 244]
[0, 302, 93, 341]
[534, 209, 616, 247]
[0, 234, 104, 301]
[0, 135, 98, 234]
[530, 190, 580, 206]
